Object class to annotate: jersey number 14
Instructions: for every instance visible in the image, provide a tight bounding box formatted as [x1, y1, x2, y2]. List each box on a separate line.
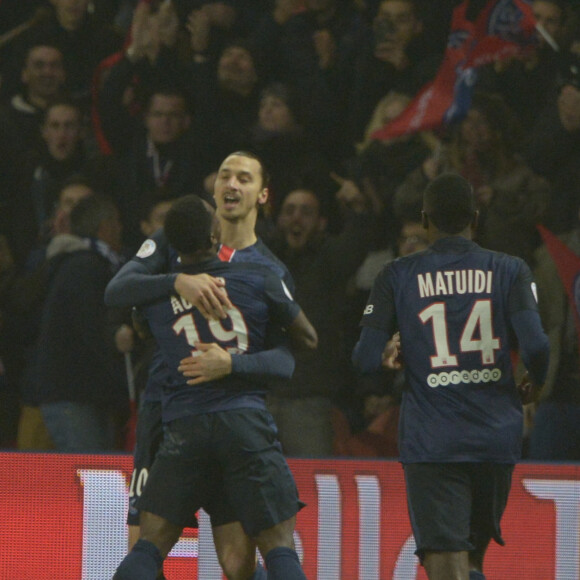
[419, 299, 500, 368]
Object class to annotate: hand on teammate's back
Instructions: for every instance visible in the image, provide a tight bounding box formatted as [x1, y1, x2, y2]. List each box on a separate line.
[174, 273, 232, 320]
[178, 343, 233, 385]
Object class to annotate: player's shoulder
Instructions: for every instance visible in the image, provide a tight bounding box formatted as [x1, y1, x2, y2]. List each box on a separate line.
[479, 246, 528, 273]
[383, 247, 431, 274]
[134, 228, 169, 260]
[202, 256, 274, 282]
[248, 238, 291, 277]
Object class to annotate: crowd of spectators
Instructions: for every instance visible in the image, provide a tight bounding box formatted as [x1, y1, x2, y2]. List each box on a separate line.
[1, 0, 580, 461]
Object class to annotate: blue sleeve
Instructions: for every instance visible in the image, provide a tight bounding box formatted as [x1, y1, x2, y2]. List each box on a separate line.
[264, 271, 301, 328]
[507, 258, 550, 384]
[105, 259, 178, 307]
[352, 326, 392, 374]
[230, 345, 295, 381]
[104, 229, 176, 307]
[510, 309, 550, 385]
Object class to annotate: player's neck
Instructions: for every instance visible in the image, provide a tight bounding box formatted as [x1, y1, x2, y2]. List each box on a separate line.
[431, 230, 472, 243]
[219, 217, 258, 250]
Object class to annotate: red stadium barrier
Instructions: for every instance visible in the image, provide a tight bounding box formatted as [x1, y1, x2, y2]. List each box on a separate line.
[1, 452, 579, 579]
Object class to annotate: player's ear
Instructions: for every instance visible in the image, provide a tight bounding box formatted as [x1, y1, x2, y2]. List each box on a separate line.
[471, 210, 479, 230]
[257, 187, 269, 206]
[421, 210, 428, 229]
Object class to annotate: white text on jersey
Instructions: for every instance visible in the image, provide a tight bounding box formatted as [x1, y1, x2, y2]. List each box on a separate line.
[418, 270, 493, 298]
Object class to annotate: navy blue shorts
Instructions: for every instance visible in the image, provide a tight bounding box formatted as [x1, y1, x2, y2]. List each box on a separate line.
[404, 462, 513, 559]
[127, 399, 197, 527]
[138, 408, 303, 536]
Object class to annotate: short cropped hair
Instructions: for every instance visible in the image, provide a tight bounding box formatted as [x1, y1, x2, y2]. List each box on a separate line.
[423, 173, 476, 235]
[70, 193, 118, 238]
[164, 195, 213, 254]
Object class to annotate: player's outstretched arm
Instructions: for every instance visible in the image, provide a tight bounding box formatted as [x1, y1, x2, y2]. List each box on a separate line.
[105, 260, 231, 319]
[178, 341, 295, 385]
[287, 309, 318, 350]
[105, 259, 179, 307]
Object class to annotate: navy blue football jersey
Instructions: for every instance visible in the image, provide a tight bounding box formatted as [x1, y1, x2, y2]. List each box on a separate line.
[361, 237, 541, 464]
[143, 257, 297, 422]
[134, 229, 296, 294]
[132, 230, 298, 402]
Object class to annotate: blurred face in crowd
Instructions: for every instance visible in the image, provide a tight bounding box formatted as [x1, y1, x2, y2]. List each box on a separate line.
[460, 108, 493, 153]
[140, 199, 174, 237]
[145, 94, 191, 145]
[277, 189, 327, 250]
[374, 0, 422, 47]
[217, 46, 258, 96]
[53, 183, 92, 234]
[21, 46, 66, 105]
[50, 0, 90, 30]
[42, 104, 83, 161]
[258, 94, 296, 133]
[213, 154, 268, 224]
[397, 221, 429, 257]
[533, 1, 564, 41]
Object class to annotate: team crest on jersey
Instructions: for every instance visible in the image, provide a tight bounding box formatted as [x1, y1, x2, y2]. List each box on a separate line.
[136, 239, 157, 259]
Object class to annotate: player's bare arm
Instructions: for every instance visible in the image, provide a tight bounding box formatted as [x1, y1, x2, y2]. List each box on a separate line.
[105, 258, 231, 321]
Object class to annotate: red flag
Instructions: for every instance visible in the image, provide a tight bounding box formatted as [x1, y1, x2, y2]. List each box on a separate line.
[537, 224, 580, 346]
[371, 0, 537, 140]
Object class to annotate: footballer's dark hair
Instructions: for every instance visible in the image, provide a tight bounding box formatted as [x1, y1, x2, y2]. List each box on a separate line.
[423, 173, 476, 235]
[164, 194, 214, 255]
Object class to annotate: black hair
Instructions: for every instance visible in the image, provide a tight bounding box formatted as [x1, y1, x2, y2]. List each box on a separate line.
[164, 195, 214, 255]
[423, 173, 476, 235]
[70, 193, 118, 238]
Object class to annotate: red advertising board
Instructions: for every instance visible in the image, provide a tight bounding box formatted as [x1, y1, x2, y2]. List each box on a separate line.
[1, 452, 579, 579]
